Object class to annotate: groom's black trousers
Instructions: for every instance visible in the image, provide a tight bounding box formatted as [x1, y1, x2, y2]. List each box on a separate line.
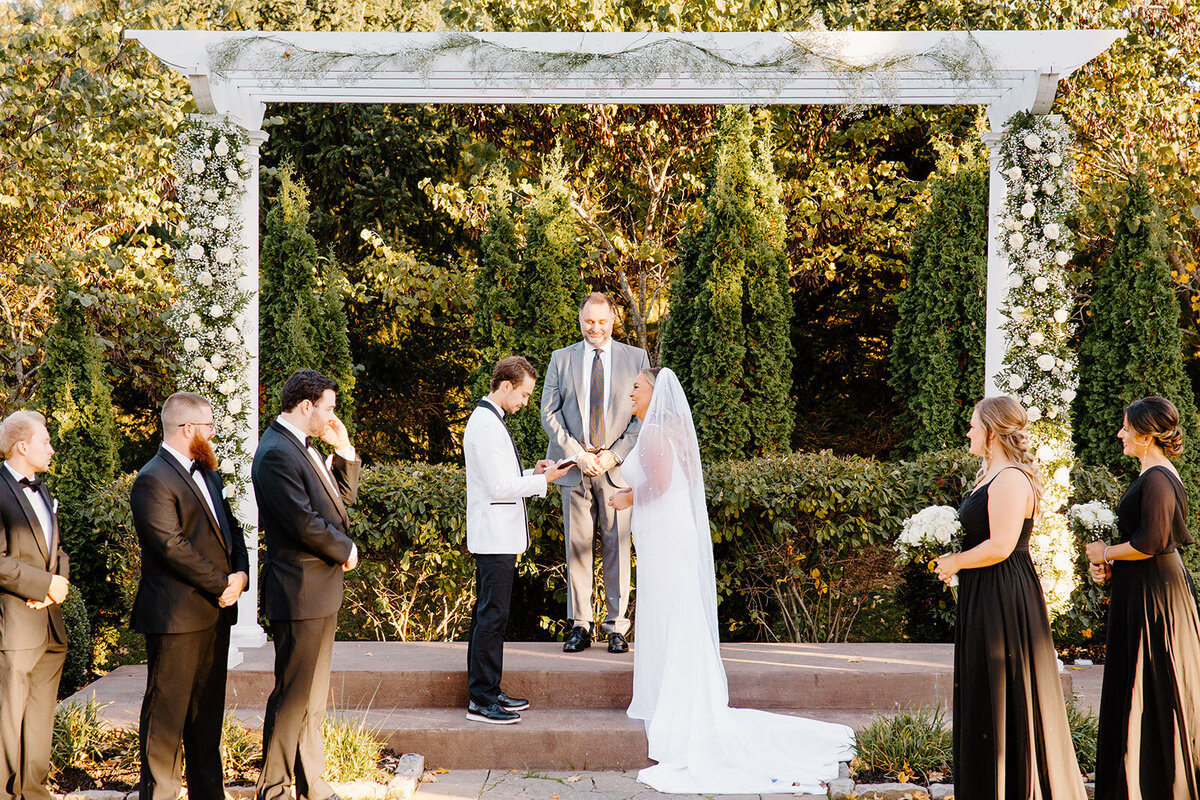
[467, 554, 516, 706]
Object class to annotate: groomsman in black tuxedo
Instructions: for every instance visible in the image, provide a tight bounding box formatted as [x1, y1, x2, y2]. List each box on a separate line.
[130, 392, 249, 800]
[254, 369, 360, 800]
[0, 410, 69, 800]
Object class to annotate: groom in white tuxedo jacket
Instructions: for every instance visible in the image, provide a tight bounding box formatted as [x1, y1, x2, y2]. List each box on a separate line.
[463, 356, 570, 724]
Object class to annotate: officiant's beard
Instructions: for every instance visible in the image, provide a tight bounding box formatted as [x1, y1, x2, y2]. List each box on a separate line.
[190, 434, 218, 472]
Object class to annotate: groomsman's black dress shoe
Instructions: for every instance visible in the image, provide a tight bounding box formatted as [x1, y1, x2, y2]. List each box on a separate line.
[467, 699, 521, 724]
[563, 625, 591, 652]
[497, 691, 530, 711]
[607, 632, 629, 654]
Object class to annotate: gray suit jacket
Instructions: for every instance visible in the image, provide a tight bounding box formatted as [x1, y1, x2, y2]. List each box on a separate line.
[541, 340, 650, 489]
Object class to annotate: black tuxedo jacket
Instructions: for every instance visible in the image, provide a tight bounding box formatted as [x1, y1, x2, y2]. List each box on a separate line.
[253, 421, 359, 621]
[129, 448, 250, 635]
[0, 465, 68, 649]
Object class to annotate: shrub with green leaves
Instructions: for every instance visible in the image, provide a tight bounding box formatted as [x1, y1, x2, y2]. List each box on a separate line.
[852, 706, 953, 784]
[59, 587, 91, 696]
[1066, 699, 1099, 776]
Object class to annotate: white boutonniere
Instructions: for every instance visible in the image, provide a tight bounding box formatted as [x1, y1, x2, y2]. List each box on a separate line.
[52, 499, 59, 514]
[222, 486, 230, 500]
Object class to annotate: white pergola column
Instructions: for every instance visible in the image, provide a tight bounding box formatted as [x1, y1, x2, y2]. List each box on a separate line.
[982, 128, 1009, 398]
[229, 125, 269, 664]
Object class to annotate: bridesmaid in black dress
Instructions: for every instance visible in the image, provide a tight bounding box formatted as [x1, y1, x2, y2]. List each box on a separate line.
[1084, 396, 1200, 799]
[935, 396, 1085, 799]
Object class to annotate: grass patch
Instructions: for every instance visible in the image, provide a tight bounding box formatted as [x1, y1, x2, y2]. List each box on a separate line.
[51, 697, 108, 774]
[852, 706, 952, 785]
[321, 713, 384, 782]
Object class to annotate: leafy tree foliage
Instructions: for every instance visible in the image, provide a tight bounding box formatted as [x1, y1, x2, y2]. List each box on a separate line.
[259, 164, 355, 428]
[1074, 174, 1200, 486]
[889, 151, 988, 457]
[665, 107, 793, 460]
[0, 0, 186, 461]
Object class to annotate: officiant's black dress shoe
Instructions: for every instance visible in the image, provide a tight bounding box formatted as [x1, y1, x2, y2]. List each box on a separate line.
[497, 691, 530, 711]
[467, 699, 520, 724]
[563, 625, 591, 652]
[607, 632, 629, 654]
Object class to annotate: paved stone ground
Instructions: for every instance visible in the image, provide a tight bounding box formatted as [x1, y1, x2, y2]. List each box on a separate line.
[415, 769, 827, 800]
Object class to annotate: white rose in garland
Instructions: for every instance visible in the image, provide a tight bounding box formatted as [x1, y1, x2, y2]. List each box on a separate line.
[996, 111, 1080, 618]
[171, 115, 253, 512]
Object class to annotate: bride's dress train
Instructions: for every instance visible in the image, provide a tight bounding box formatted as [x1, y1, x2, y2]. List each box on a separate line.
[624, 370, 854, 794]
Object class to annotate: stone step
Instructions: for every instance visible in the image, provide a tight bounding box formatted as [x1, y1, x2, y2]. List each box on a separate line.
[247, 707, 884, 771]
[220, 641, 982, 710]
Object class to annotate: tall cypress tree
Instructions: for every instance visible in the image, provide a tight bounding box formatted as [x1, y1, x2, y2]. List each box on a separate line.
[470, 165, 524, 401]
[664, 106, 793, 459]
[260, 163, 355, 428]
[889, 154, 988, 457]
[1074, 172, 1200, 483]
[38, 277, 120, 660]
[509, 146, 586, 459]
[660, 203, 706, 392]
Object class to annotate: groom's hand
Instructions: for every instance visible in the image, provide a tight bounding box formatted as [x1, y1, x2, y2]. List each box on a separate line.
[595, 451, 617, 472]
[321, 415, 352, 451]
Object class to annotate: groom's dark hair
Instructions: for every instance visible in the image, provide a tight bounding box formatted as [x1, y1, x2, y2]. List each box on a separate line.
[281, 369, 339, 412]
[491, 356, 537, 391]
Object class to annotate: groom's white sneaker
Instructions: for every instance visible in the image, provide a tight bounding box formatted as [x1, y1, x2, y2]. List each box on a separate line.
[467, 699, 520, 724]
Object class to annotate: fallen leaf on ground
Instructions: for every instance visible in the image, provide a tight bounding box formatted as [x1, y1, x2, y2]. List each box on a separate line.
[565, 775, 582, 783]
[847, 656, 862, 663]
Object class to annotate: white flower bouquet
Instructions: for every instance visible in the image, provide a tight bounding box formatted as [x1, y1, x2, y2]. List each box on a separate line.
[1067, 501, 1117, 541]
[896, 505, 961, 593]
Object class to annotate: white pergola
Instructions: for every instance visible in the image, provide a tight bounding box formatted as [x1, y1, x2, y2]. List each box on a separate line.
[126, 29, 1123, 658]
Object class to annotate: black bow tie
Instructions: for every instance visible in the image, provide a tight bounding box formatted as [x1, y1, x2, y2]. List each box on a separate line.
[189, 462, 203, 475]
[19, 476, 42, 491]
[303, 436, 313, 450]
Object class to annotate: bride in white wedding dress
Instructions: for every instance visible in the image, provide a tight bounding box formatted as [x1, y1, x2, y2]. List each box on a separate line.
[609, 367, 854, 795]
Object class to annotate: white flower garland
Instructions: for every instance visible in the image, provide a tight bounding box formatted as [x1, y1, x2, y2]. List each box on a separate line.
[172, 115, 253, 505]
[996, 113, 1079, 617]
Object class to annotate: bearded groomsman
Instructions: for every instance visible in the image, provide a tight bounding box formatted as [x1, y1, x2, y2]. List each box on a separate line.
[0, 410, 69, 800]
[254, 369, 359, 800]
[130, 392, 249, 800]
[464, 357, 571, 724]
[542, 292, 650, 654]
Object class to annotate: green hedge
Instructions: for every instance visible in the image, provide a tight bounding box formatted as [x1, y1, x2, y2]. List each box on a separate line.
[339, 449, 1124, 644]
[74, 451, 1133, 658]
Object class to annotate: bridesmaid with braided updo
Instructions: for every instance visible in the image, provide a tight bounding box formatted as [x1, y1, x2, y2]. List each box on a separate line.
[934, 396, 1085, 799]
[1085, 396, 1200, 799]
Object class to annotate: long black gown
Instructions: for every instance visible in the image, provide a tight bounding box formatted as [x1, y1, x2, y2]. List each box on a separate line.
[953, 467, 1086, 799]
[1096, 465, 1200, 800]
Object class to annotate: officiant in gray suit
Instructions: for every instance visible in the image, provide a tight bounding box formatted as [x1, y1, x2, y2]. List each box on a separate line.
[542, 292, 650, 654]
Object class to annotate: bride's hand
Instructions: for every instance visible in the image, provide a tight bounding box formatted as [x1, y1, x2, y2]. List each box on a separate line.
[608, 489, 633, 511]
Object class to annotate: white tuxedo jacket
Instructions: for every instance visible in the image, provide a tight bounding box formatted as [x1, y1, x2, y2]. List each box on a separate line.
[464, 402, 548, 555]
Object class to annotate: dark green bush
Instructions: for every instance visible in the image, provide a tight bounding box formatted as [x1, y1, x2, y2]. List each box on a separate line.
[343, 448, 990, 643]
[59, 587, 91, 696]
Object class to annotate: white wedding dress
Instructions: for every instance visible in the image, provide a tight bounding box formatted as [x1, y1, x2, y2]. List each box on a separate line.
[624, 369, 854, 794]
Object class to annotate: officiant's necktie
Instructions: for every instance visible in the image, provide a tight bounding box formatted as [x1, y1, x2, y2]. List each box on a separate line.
[589, 348, 605, 449]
